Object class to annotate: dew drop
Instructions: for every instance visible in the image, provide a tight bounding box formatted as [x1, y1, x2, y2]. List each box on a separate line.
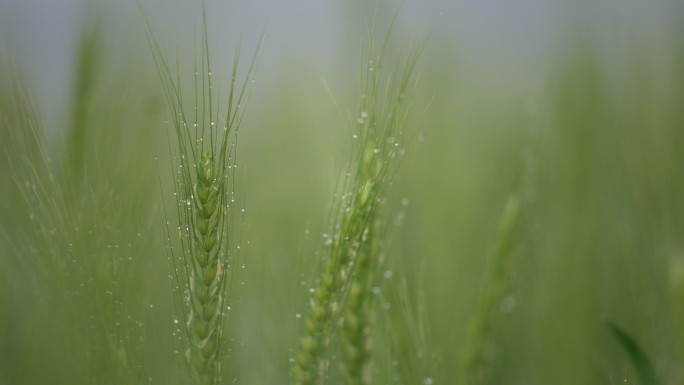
[500, 295, 517, 313]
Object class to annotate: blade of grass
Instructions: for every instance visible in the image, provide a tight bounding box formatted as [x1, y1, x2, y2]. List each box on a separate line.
[606, 321, 661, 385]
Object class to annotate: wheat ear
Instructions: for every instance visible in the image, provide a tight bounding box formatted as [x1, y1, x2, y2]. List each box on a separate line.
[143, 4, 263, 384]
[182, 150, 226, 385]
[294, 19, 425, 385]
[460, 195, 520, 385]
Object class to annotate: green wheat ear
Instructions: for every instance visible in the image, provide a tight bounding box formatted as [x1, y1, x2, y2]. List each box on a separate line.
[293, 15, 426, 385]
[184, 149, 224, 385]
[143, 3, 263, 384]
[460, 195, 521, 385]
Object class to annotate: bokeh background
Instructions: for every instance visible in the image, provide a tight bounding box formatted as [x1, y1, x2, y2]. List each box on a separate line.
[1, 1, 683, 384]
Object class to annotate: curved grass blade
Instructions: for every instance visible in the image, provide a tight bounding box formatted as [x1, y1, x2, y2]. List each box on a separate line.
[606, 321, 661, 385]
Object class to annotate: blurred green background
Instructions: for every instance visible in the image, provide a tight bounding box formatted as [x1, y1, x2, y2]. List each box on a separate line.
[1, 1, 683, 384]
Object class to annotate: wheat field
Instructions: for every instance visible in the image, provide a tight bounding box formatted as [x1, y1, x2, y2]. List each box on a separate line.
[1, 1, 683, 385]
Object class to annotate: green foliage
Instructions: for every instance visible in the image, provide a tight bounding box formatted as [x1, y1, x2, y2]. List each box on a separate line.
[0, 23, 161, 385]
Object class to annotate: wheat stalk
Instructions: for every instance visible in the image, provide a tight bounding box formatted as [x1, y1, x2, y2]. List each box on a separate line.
[143, 5, 262, 384]
[460, 195, 520, 385]
[293, 18, 425, 385]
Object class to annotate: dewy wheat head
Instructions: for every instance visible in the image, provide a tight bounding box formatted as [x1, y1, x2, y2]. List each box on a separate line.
[293, 17, 426, 385]
[144, 5, 262, 384]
